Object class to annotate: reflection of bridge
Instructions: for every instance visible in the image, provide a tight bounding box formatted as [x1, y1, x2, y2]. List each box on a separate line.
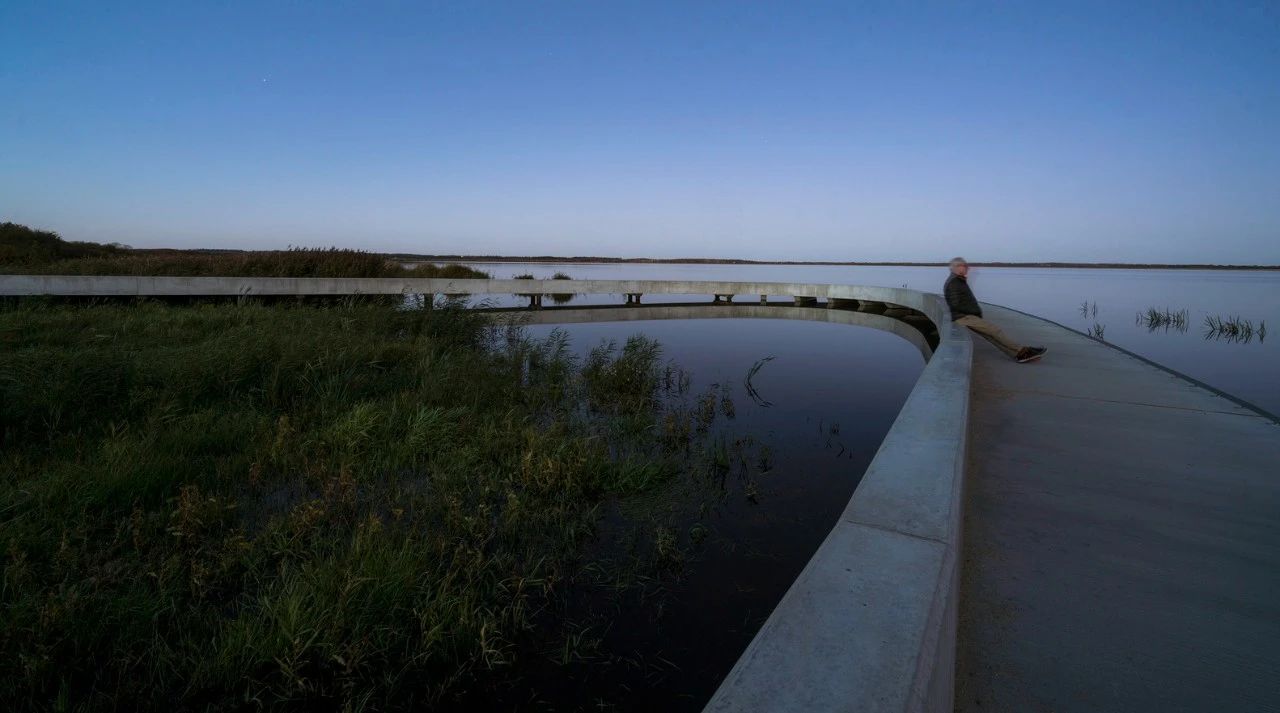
[500, 302, 937, 360]
[4, 275, 1279, 712]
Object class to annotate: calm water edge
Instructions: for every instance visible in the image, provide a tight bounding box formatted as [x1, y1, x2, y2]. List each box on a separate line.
[425, 262, 1275, 709]
[460, 262, 1280, 417]
[488, 317, 922, 710]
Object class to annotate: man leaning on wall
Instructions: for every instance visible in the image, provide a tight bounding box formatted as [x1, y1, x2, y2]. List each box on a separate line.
[944, 257, 1047, 363]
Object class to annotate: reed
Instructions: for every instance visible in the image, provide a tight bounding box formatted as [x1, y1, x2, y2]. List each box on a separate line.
[0, 299, 729, 710]
[550, 272, 575, 304]
[1204, 314, 1265, 343]
[1137, 306, 1189, 332]
[744, 356, 776, 407]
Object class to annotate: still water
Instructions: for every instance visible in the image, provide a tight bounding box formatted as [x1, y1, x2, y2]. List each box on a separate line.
[460, 262, 1280, 416]
[431, 261, 1276, 709]
[487, 315, 923, 710]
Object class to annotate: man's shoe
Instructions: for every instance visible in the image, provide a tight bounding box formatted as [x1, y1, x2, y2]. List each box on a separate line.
[1017, 346, 1047, 363]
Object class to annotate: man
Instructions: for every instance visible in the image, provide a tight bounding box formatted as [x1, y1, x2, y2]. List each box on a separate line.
[944, 257, 1047, 363]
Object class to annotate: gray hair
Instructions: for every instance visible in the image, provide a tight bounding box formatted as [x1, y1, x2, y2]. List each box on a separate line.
[949, 257, 968, 270]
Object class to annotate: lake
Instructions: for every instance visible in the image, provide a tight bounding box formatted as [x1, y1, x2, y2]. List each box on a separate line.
[469, 315, 923, 709]
[418, 262, 1277, 709]
[455, 262, 1280, 417]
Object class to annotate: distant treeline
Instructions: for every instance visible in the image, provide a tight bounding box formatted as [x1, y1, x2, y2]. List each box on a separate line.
[391, 253, 1280, 270]
[0, 223, 487, 279]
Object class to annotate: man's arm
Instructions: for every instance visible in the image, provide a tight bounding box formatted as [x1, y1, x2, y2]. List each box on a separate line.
[944, 277, 966, 315]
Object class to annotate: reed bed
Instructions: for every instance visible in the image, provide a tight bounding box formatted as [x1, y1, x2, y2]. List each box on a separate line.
[0, 299, 733, 710]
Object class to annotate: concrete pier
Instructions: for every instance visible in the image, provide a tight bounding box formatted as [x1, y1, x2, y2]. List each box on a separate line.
[956, 304, 1280, 712]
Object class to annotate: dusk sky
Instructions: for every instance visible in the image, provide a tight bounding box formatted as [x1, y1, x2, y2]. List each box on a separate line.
[3, 1, 1278, 263]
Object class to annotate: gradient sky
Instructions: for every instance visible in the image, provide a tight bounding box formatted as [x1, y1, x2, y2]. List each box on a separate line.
[3, 1, 1278, 262]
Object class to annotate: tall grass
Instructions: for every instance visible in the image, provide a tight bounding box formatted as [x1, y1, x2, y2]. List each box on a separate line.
[0, 299, 725, 710]
[1, 222, 487, 279]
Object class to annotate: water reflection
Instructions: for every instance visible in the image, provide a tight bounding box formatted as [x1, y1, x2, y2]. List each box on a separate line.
[1136, 307, 1190, 333]
[1203, 315, 1267, 344]
[490, 313, 924, 711]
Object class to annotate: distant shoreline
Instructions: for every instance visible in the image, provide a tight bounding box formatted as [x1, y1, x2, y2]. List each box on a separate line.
[389, 254, 1280, 271]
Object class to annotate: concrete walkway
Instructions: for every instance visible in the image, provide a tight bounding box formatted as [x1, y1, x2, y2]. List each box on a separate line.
[957, 304, 1280, 712]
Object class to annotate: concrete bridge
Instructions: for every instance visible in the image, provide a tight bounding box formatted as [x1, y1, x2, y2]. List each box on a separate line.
[3, 274, 1278, 712]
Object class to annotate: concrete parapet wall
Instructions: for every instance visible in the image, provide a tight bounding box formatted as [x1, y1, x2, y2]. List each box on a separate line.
[0, 275, 932, 313]
[704, 305, 970, 713]
[1, 274, 971, 712]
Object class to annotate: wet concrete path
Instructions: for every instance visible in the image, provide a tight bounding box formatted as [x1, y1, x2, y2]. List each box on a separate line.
[956, 304, 1280, 712]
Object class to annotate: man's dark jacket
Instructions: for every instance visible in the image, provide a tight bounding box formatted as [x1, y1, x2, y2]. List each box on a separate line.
[944, 274, 982, 319]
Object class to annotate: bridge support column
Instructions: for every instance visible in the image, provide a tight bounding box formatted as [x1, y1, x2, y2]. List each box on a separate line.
[794, 296, 818, 307]
[760, 294, 768, 304]
[624, 293, 643, 304]
[527, 294, 543, 309]
[714, 293, 735, 304]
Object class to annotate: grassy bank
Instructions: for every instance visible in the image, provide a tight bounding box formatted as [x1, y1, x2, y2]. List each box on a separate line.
[1, 222, 487, 279]
[0, 299, 726, 710]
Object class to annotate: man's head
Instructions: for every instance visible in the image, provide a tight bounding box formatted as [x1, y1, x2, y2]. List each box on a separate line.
[949, 257, 969, 277]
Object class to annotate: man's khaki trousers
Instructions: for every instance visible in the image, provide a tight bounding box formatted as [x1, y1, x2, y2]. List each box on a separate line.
[955, 315, 1023, 359]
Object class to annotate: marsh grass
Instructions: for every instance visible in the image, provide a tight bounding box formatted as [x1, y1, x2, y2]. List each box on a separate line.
[1087, 323, 1106, 340]
[511, 273, 577, 305]
[0, 299, 731, 710]
[1137, 307, 1189, 333]
[549, 272, 575, 305]
[743, 356, 776, 407]
[1203, 315, 1267, 343]
[1, 222, 486, 280]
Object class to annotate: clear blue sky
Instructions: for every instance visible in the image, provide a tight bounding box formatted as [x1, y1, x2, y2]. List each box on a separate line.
[3, 1, 1278, 262]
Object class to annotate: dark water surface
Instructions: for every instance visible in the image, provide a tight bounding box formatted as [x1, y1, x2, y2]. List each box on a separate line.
[426, 262, 1277, 709]
[495, 316, 923, 710]
[457, 263, 1280, 416]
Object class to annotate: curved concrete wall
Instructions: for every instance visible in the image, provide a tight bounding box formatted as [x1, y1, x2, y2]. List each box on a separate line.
[1, 275, 972, 712]
[1, 275, 936, 314]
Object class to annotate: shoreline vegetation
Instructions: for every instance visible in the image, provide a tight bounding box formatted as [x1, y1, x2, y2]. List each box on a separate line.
[0, 295, 741, 710]
[393, 254, 1280, 270]
[0, 223, 489, 280]
[1, 221, 763, 709]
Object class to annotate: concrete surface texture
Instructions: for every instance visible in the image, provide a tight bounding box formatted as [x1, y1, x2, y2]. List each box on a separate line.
[956, 304, 1280, 713]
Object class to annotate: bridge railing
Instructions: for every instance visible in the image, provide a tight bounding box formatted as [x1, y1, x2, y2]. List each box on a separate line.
[1, 274, 972, 712]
